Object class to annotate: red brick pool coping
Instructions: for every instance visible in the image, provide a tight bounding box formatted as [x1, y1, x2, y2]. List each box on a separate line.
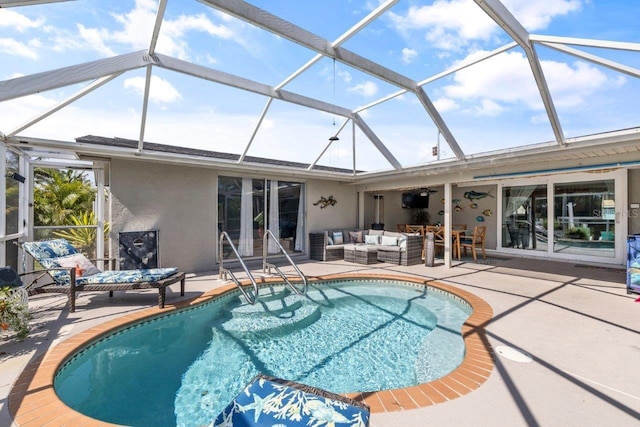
[8, 273, 494, 426]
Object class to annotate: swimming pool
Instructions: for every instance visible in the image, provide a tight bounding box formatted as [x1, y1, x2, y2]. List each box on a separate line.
[39, 275, 493, 426]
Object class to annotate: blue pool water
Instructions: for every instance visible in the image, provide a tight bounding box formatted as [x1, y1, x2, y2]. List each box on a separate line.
[54, 279, 471, 426]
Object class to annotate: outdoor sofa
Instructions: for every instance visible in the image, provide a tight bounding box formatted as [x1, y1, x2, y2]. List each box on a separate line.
[309, 228, 422, 266]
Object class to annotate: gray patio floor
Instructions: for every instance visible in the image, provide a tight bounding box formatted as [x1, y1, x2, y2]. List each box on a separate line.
[1, 255, 638, 427]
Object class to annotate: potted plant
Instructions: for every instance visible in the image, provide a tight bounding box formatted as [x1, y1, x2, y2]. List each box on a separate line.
[0, 286, 30, 340]
[412, 208, 431, 225]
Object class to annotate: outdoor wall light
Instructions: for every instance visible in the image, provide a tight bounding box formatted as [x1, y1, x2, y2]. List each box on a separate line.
[6, 172, 26, 183]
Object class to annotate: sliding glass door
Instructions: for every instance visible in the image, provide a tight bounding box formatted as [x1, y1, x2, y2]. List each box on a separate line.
[499, 171, 623, 263]
[501, 184, 547, 253]
[552, 180, 615, 258]
[218, 176, 305, 261]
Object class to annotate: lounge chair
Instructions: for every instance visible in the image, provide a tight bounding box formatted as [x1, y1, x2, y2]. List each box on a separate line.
[212, 374, 370, 426]
[18, 238, 185, 312]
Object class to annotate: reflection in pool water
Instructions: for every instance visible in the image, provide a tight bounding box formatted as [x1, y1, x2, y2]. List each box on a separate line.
[55, 279, 470, 427]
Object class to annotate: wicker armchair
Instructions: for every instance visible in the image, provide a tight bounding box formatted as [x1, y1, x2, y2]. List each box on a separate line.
[309, 231, 345, 261]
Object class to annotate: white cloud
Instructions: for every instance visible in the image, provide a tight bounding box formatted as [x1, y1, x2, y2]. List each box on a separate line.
[541, 60, 607, 108]
[0, 9, 44, 32]
[389, 0, 497, 50]
[0, 10, 44, 59]
[474, 99, 504, 116]
[389, 0, 585, 51]
[504, 0, 583, 31]
[348, 81, 378, 97]
[442, 50, 610, 113]
[0, 38, 39, 59]
[401, 47, 418, 64]
[433, 97, 459, 112]
[123, 76, 182, 106]
[338, 69, 352, 84]
[40, 0, 237, 60]
[76, 25, 116, 56]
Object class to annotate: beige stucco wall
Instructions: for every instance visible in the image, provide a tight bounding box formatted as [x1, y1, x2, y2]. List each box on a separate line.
[109, 158, 359, 272]
[305, 179, 358, 232]
[109, 159, 217, 273]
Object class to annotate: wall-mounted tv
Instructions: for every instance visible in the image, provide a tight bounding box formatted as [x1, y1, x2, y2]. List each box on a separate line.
[402, 192, 429, 209]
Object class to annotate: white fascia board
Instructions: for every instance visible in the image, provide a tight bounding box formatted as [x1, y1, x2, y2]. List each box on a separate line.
[0, 50, 149, 102]
[153, 53, 352, 117]
[354, 127, 640, 183]
[540, 42, 640, 79]
[6, 136, 360, 182]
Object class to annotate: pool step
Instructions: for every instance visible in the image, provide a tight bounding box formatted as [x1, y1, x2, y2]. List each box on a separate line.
[223, 289, 320, 335]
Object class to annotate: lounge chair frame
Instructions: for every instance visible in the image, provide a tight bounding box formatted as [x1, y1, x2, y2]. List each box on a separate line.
[16, 241, 185, 312]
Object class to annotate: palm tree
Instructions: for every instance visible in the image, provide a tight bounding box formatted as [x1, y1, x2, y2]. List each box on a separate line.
[53, 211, 109, 256]
[33, 168, 107, 255]
[33, 168, 96, 227]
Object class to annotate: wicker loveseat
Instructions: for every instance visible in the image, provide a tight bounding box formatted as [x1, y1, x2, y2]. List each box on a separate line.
[309, 228, 422, 266]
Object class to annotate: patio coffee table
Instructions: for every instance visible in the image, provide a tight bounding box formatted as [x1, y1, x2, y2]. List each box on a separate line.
[343, 244, 378, 265]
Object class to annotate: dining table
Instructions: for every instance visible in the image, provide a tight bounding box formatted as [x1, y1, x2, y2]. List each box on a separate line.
[450, 228, 467, 260]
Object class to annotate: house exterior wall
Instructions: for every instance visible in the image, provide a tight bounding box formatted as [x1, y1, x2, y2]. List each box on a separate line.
[305, 180, 358, 232]
[110, 159, 217, 273]
[109, 158, 359, 272]
[108, 157, 638, 270]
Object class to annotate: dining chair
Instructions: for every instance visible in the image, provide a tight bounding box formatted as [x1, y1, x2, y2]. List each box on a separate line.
[459, 226, 487, 262]
[426, 225, 444, 256]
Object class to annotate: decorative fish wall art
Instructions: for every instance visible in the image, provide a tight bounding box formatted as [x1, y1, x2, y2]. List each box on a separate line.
[464, 190, 494, 201]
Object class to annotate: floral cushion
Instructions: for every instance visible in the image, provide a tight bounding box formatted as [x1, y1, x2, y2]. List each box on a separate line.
[76, 268, 178, 285]
[212, 375, 369, 427]
[22, 239, 77, 260]
[23, 239, 178, 286]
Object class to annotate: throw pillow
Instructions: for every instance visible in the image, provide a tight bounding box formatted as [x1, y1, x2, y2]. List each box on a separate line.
[364, 235, 379, 245]
[380, 235, 398, 246]
[327, 235, 334, 245]
[55, 253, 101, 277]
[333, 231, 344, 245]
[349, 230, 364, 244]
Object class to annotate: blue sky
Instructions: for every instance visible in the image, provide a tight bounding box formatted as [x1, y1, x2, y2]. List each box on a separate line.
[1, 0, 639, 171]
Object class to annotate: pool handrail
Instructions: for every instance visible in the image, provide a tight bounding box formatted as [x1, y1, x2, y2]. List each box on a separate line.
[219, 231, 259, 305]
[262, 230, 308, 296]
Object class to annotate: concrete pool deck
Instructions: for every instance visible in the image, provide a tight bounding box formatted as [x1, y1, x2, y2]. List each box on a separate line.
[1, 255, 638, 426]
